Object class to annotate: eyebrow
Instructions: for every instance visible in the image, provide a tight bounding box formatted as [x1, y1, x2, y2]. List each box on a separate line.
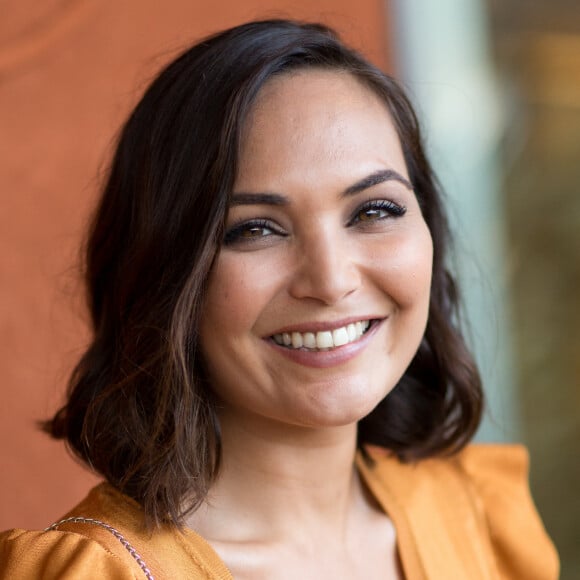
[229, 169, 413, 206]
[343, 169, 413, 196]
[229, 192, 289, 206]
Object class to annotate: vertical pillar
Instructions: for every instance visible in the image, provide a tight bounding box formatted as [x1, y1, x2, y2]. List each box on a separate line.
[390, 0, 518, 441]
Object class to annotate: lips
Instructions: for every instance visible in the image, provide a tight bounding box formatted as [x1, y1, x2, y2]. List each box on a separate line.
[271, 320, 372, 351]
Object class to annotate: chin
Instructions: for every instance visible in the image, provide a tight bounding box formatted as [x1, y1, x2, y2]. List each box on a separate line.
[295, 382, 391, 429]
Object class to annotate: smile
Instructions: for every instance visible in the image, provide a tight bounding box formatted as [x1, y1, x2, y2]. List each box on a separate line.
[271, 320, 372, 351]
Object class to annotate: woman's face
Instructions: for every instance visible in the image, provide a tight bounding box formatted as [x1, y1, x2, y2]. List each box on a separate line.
[199, 71, 433, 431]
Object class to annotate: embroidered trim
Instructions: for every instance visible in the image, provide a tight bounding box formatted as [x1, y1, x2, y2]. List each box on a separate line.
[46, 516, 154, 579]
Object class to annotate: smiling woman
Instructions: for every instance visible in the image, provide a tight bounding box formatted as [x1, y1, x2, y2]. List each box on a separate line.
[200, 71, 433, 432]
[0, 19, 558, 580]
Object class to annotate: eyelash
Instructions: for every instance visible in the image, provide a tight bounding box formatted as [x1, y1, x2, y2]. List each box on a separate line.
[223, 219, 284, 245]
[348, 199, 407, 226]
[223, 199, 407, 246]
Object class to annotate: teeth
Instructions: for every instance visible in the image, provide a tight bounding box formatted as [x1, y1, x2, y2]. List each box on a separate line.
[316, 331, 333, 349]
[272, 320, 371, 350]
[332, 327, 349, 347]
[347, 324, 357, 342]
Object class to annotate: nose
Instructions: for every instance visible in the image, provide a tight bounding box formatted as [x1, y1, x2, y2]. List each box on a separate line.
[288, 226, 361, 305]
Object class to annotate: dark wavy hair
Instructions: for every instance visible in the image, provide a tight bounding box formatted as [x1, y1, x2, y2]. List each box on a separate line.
[44, 19, 483, 527]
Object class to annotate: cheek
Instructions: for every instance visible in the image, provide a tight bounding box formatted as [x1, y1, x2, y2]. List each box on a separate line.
[202, 261, 252, 336]
[368, 225, 433, 307]
[201, 251, 286, 335]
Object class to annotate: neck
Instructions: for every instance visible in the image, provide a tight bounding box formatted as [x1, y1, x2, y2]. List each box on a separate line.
[187, 408, 363, 544]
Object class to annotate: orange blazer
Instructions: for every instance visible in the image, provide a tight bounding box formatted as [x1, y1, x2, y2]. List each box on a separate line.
[0, 445, 559, 579]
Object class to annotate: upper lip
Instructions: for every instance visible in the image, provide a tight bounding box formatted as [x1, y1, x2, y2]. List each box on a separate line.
[267, 315, 383, 336]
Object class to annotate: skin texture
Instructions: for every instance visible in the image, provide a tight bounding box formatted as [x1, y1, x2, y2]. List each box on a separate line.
[191, 70, 433, 579]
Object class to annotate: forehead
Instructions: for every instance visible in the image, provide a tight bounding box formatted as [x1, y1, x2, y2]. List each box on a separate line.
[236, 70, 407, 186]
[246, 69, 392, 133]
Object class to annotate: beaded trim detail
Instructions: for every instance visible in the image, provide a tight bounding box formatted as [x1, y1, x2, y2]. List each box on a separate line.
[46, 516, 154, 580]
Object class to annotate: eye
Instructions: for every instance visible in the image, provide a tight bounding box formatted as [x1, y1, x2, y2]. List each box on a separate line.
[223, 219, 286, 246]
[349, 199, 406, 226]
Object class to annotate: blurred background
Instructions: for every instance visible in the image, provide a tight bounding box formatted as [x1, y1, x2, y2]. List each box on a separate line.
[1, 0, 578, 576]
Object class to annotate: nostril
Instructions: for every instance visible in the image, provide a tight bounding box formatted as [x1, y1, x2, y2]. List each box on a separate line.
[288, 249, 361, 305]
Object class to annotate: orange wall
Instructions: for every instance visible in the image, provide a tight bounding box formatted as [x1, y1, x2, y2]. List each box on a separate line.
[0, 1, 393, 528]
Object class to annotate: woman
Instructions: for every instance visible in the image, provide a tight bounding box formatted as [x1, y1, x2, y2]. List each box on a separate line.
[0, 20, 558, 579]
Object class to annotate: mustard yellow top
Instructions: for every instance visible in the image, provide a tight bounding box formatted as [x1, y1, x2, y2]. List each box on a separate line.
[0, 445, 559, 579]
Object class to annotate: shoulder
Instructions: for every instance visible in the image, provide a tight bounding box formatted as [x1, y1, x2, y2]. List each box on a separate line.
[0, 527, 139, 579]
[365, 443, 538, 506]
[453, 445, 559, 579]
[362, 444, 559, 579]
[0, 484, 147, 579]
[362, 443, 534, 500]
[1, 484, 232, 579]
